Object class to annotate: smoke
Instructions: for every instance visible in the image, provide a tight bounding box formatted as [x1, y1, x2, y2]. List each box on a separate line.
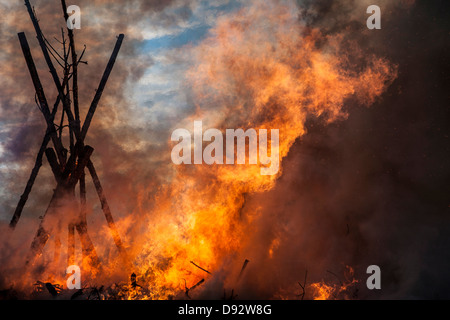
[224, 0, 450, 299]
[1, 0, 449, 299]
[131, 0, 396, 299]
[0, 0, 195, 290]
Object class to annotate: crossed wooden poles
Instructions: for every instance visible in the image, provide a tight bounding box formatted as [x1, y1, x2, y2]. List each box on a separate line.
[9, 0, 129, 271]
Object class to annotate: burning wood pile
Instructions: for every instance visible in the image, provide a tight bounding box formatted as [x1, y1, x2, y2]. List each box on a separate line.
[0, 0, 397, 301]
[9, 0, 128, 280]
[5, 2, 254, 299]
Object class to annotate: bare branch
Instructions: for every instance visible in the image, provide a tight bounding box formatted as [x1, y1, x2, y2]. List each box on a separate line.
[190, 261, 212, 275]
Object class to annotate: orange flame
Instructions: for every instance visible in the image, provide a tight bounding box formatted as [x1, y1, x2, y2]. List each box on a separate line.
[11, 1, 397, 299]
[130, 2, 396, 299]
[311, 266, 359, 300]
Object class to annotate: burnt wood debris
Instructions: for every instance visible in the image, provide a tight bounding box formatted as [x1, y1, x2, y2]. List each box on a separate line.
[9, 0, 129, 273]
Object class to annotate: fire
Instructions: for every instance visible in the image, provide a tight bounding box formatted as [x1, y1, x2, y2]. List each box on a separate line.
[311, 282, 335, 300]
[4, 0, 397, 299]
[129, 1, 396, 299]
[310, 281, 360, 300]
[310, 267, 359, 300]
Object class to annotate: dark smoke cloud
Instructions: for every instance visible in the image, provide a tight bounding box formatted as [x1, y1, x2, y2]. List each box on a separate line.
[227, 0, 450, 299]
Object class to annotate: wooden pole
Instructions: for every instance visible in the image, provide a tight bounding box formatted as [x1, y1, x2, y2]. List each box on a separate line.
[87, 160, 129, 263]
[26, 146, 95, 265]
[18, 1, 127, 273]
[62, 34, 124, 181]
[61, 0, 80, 133]
[17, 32, 65, 164]
[45, 148, 62, 184]
[79, 170, 87, 225]
[80, 34, 124, 142]
[9, 30, 73, 228]
[68, 223, 75, 266]
[9, 131, 50, 229]
[24, 0, 79, 139]
[26, 190, 59, 266]
[9, 32, 71, 229]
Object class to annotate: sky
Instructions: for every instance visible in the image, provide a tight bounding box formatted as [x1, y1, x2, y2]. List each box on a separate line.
[0, 0, 449, 299]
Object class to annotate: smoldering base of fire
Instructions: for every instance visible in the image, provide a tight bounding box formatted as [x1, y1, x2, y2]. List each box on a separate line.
[171, 121, 280, 176]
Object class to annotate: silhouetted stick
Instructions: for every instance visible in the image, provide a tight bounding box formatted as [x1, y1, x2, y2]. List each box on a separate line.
[67, 146, 93, 186]
[68, 223, 75, 265]
[184, 279, 205, 299]
[45, 148, 62, 184]
[63, 34, 124, 180]
[45, 283, 58, 297]
[71, 168, 100, 268]
[61, 0, 80, 132]
[222, 289, 238, 300]
[24, 0, 78, 139]
[70, 289, 84, 300]
[190, 279, 205, 291]
[10, 31, 76, 229]
[27, 221, 53, 266]
[297, 270, 307, 300]
[237, 259, 250, 281]
[190, 261, 211, 274]
[183, 279, 190, 299]
[9, 131, 50, 229]
[326, 270, 343, 286]
[190, 261, 211, 275]
[87, 160, 128, 262]
[74, 166, 101, 268]
[26, 183, 71, 266]
[18, 32, 64, 164]
[26, 145, 93, 266]
[80, 34, 124, 142]
[75, 221, 101, 268]
[79, 169, 87, 227]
